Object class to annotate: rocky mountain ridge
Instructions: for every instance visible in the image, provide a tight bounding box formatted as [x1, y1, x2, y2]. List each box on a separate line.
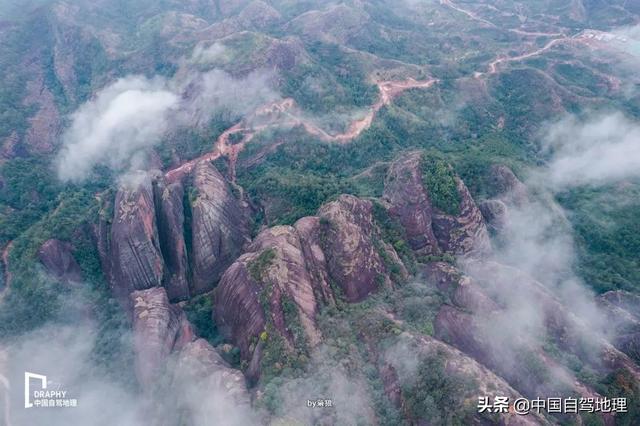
[40, 150, 635, 424]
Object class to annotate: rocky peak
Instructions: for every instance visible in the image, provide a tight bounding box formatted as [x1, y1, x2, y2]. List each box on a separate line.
[384, 152, 491, 258]
[37, 239, 83, 284]
[130, 287, 195, 389]
[597, 291, 640, 365]
[153, 177, 190, 301]
[382, 152, 440, 255]
[214, 194, 406, 381]
[431, 176, 492, 256]
[100, 162, 250, 304]
[108, 174, 165, 302]
[422, 261, 499, 315]
[214, 223, 326, 380]
[480, 165, 528, 232]
[318, 194, 403, 302]
[171, 338, 253, 424]
[130, 287, 252, 424]
[238, 1, 282, 29]
[190, 160, 250, 295]
[383, 332, 546, 426]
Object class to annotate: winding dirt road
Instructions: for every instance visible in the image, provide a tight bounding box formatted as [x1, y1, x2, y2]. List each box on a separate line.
[166, 0, 596, 184]
[482, 37, 569, 76]
[165, 78, 438, 182]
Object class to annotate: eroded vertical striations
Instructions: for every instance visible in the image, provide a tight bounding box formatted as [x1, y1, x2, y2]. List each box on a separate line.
[154, 177, 190, 301]
[431, 177, 492, 256]
[109, 174, 165, 302]
[384, 152, 491, 257]
[214, 194, 406, 380]
[383, 152, 440, 255]
[190, 161, 250, 295]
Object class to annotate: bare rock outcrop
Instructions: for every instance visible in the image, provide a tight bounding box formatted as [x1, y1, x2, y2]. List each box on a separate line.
[488, 164, 528, 204]
[598, 290, 640, 319]
[431, 177, 492, 256]
[382, 152, 439, 255]
[213, 255, 266, 368]
[294, 216, 336, 306]
[433, 304, 604, 404]
[131, 288, 252, 424]
[170, 339, 254, 425]
[318, 194, 404, 302]
[37, 239, 82, 284]
[154, 178, 190, 301]
[479, 198, 508, 232]
[238, 1, 282, 29]
[480, 165, 529, 231]
[109, 175, 165, 301]
[0, 131, 19, 161]
[384, 152, 491, 257]
[214, 224, 327, 380]
[214, 194, 406, 380]
[597, 291, 640, 364]
[422, 262, 498, 314]
[23, 75, 61, 155]
[99, 163, 248, 302]
[190, 161, 250, 295]
[381, 330, 546, 425]
[442, 260, 640, 391]
[131, 287, 195, 389]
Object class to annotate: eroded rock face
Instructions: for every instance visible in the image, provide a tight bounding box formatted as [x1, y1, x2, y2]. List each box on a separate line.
[488, 164, 528, 204]
[154, 178, 190, 301]
[598, 291, 640, 364]
[599, 290, 640, 319]
[431, 177, 492, 256]
[480, 165, 529, 231]
[214, 224, 326, 375]
[440, 260, 640, 394]
[479, 199, 508, 232]
[130, 288, 252, 424]
[422, 262, 498, 315]
[434, 305, 583, 400]
[0, 131, 19, 160]
[250, 226, 323, 345]
[384, 152, 491, 257]
[37, 239, 82, 284]
[110, 175, 164, 301]
[190, 161, 250, 295]
[294, 216, 336, 307]
[318, 194, 402, 302]
[383, 152, 439, 255]
[238, 0, 282, 29]
[131, 287, 195, 389]
[383, 332, 546, 426]
[214, 195, 406, 380]
[214, 259, 266, 364]
[23, 75, 61, 155]
[170, 339, 253, 425]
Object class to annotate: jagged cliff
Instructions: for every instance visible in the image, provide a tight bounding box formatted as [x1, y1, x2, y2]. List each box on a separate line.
[97, 162, 249, 305]
[83, 155, 639, 424]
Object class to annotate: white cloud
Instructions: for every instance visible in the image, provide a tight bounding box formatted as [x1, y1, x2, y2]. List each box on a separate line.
[55, 68, 280, 183]
[56, 76, 178, 183]
[541, 112, 640, 189]
[182, 69, 279, 127]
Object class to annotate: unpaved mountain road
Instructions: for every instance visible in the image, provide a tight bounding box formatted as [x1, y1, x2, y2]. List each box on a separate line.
[165, 78, 438, 182]
[166, 0, 604, 183]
